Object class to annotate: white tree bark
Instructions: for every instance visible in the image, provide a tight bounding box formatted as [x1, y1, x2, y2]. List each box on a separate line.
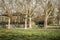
[59, 21, 60, 25]
[8, 18, 11, 29]
[29, 17, 32, 28]
[25, 14, 28, 29]
[44, 11, 48, 29]
[44, 16, 48, 29]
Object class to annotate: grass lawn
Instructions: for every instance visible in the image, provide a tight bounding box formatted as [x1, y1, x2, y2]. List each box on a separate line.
[0, 29, 60, 40]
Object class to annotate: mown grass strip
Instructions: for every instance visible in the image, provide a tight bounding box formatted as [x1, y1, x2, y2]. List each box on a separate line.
[0, 29, 60, 40]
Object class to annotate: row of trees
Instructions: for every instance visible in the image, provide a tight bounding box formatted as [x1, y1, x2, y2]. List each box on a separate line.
[0, 0, 60, 29]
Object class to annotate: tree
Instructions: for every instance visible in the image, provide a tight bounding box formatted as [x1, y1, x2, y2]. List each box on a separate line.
[57, 5, 60, 25]
[43, 0, 54, 28]
[3, 0, 12, 29]
[15, 0, 42, 29]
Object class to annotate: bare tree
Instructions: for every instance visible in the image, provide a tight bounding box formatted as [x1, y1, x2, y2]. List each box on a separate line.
[57, 5, 60, 25]
[4, 0, 12, 29]
[44, 0, 54, 28]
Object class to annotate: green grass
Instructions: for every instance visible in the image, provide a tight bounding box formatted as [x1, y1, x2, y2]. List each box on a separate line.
[47, 26, 60, 29]
[0, 29, 60, 40]
[49, 24, 60, 26]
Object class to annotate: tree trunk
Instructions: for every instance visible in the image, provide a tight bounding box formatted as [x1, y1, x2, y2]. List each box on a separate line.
[59, 20, 60, 25]
[8, 18, 11, 29]
[29, 17, 32, 28]
[25, 15, 28, 29]
[44, 17, 48, 29]
[44, 11, 48, 29]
